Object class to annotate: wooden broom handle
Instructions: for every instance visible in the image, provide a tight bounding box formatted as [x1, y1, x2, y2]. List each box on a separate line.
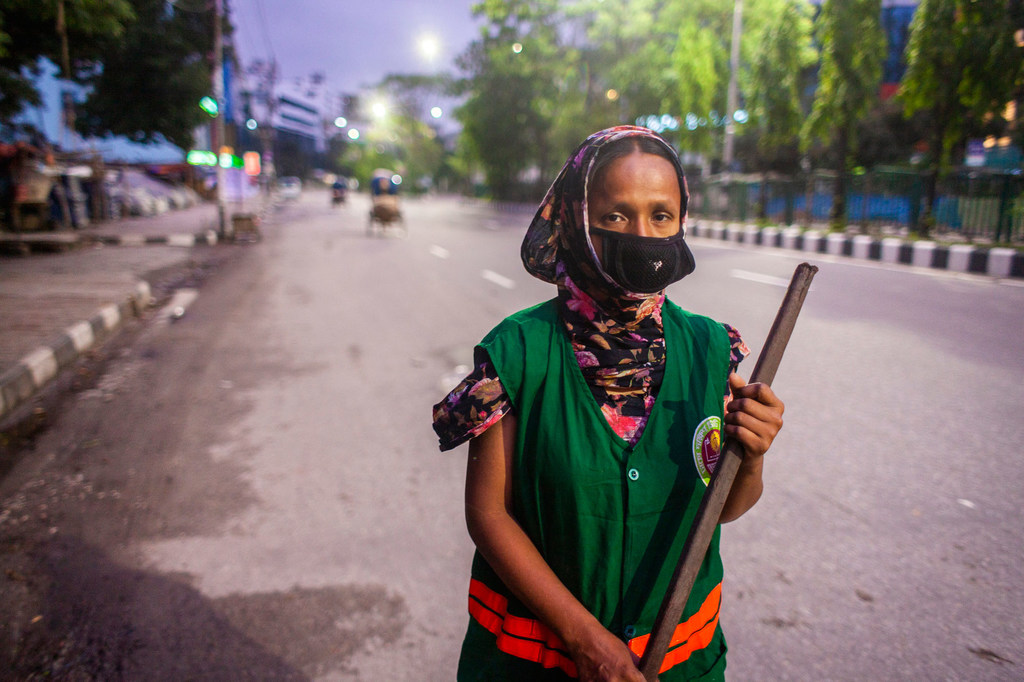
[638, 262, 818, 681]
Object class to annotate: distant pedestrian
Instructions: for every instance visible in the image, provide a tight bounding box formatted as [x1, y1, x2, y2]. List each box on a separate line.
[433, 126, 785, 681]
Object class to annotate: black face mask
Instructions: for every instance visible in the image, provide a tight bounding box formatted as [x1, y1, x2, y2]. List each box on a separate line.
[591, 227, 696, 294]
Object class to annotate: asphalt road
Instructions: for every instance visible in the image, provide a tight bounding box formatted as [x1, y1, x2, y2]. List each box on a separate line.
[1, 190, 1022, 680]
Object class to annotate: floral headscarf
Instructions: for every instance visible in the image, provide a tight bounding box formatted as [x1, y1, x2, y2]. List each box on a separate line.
[521, 125, 690, 303]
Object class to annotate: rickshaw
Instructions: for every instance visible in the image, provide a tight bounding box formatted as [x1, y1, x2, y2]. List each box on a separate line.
[367, 169, 406, 237]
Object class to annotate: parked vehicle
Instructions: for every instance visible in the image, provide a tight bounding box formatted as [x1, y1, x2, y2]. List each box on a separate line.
[278, 176, 302, 200]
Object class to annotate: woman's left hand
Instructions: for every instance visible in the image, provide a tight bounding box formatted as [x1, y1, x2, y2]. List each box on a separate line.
[724, 373, 785, 460]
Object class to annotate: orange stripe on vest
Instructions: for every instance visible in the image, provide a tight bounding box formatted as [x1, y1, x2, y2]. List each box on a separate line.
[627, 583, 722, 674]
[467, 579, 721, 678]
[468, 579, 577, 677]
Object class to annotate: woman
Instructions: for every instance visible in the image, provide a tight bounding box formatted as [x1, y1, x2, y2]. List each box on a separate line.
[433, 126, 784, 681]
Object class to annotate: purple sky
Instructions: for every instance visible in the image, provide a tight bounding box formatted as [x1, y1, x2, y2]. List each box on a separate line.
[231, 0, 483, 95]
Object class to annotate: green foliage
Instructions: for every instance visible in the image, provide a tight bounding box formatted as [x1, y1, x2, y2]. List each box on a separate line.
[455, 0, 563, 199]
[901, 0, 1023, 169]
[74, 0, 216, 149]
[0, 0, 213, 150]
[802, 0, 885, 157]
[0, 0, 134, 122]
[342, 77, 446, 190]
[747, 0, 815, 163]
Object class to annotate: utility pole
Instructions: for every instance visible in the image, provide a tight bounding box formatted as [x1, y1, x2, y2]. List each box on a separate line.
[213, 0, 228, 237]
[722, 0, 743, 171]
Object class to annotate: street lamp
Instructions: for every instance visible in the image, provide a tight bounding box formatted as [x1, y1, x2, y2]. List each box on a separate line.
[417, 33, 441, 62]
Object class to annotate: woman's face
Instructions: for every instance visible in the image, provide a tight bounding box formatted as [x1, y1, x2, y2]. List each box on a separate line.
[586, 150, 682, 261]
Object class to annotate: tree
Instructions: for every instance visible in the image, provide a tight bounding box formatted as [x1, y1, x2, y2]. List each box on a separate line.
[0, 0, 133, 125]
[900, 0, 1023, 233]
[746, 0, 816, 171]
[75, 0, 218, 149]
[0, 0, 217, 151]
[802, 0, 885, 225]
[455, 0, 563, 200]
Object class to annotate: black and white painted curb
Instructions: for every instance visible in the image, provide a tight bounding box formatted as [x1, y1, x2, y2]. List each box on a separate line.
[0, 281, 153, 421]
[90, 230, 220, 247]
[689, 220, 1024, 279]
[0, 230, 219, 254]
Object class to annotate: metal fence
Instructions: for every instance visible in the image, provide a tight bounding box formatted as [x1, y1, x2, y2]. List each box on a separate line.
[688, 168, 1024, 243]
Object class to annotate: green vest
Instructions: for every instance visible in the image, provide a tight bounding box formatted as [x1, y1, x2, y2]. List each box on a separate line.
[461, 298, 732, 681]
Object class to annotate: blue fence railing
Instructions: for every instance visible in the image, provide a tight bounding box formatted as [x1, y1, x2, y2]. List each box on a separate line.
[688, 168, 1024, 243]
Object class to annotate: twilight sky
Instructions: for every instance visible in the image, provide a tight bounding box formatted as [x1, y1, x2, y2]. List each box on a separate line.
[231, 0, 483, 96]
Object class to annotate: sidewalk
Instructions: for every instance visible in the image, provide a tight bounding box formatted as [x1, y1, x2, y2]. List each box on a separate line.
[0, 200, 263, 425]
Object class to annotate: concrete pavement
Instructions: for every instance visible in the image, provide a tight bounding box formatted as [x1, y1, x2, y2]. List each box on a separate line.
[0, 199, 267, 426]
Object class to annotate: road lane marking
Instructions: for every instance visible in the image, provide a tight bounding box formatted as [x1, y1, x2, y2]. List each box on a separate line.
[429, 244, 450, 259]
[730, 269, 791, 288]
[481, 269, 516, 289]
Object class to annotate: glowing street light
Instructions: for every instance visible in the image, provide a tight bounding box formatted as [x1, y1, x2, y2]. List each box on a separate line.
[371, 101, 387, 119]
[418, 33, 441, 62]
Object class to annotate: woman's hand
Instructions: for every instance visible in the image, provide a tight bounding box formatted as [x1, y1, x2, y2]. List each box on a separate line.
[566, 620, 645, 682]
[724, 372, 784, 460]
[719, 373, 785, 523]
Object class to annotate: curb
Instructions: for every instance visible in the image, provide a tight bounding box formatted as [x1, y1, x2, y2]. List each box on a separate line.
[689, 220, 1024, 279]
[0, 281, 153, 421]
[90, 230, 220, 248]
[0, 230, 219, 254]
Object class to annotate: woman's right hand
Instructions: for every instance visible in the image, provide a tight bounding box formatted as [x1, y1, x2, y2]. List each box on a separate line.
[567, 621, 646, 682]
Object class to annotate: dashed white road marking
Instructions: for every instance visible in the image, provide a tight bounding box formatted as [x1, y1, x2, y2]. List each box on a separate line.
[481, 269, 516, 289]
[429, 244, 451, 259]
[730, 269, 791, 288]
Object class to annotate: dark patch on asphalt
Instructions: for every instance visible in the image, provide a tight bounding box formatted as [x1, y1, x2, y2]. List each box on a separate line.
[761, 615, 801, 629]
[855, 589, 874, 602]
[213, 584, 408, 678]
[968, 647, 1014, 665]
[0, 534, 307, 680]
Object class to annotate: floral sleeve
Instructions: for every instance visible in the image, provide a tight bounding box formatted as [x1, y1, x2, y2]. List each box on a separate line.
[722, 323, 750, 402]
[431, 349, 512, 452]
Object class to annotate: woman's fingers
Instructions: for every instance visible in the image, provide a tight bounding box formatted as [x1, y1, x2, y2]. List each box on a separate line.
[725, 374, 784, 458]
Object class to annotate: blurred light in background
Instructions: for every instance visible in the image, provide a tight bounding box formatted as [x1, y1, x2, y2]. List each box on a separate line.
[348, 128, 360, 140]
[430, 106, 443, 119]
[334, 116, 347, 128]
[418, 33, 441, 62]
[512, 43, 523, 54]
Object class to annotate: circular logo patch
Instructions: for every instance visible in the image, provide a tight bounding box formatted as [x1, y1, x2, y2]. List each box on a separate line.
[692, 416, 722, 486]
